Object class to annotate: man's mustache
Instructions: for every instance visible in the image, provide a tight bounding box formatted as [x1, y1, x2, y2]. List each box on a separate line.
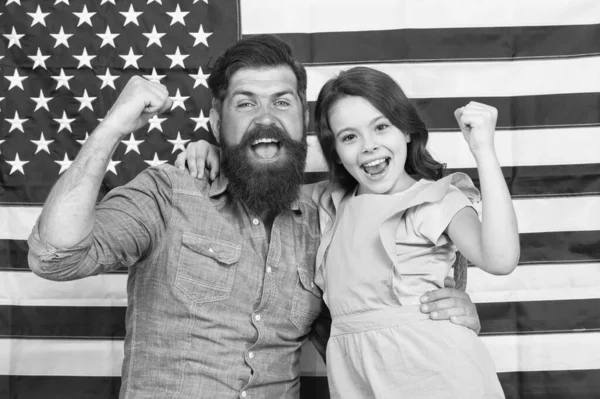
[238, 124, 295, 148]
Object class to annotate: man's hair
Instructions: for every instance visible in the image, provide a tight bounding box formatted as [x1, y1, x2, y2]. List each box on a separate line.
[207, 34, 308, 113]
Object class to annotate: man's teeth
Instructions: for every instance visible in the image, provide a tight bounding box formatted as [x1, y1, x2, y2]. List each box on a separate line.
[252, 138, 279, 145]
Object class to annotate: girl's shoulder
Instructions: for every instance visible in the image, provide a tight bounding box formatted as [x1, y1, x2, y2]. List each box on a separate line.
[414, 172, 480, 208]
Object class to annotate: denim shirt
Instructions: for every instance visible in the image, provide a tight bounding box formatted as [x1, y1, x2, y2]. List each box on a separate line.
[28, 165, 328, 399]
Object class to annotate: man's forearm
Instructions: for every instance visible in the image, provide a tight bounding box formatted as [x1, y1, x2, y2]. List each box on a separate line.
[38, 125, 122, 248]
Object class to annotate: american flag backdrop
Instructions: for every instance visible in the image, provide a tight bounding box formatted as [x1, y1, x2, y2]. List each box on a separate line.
[1, 0, 600, 398]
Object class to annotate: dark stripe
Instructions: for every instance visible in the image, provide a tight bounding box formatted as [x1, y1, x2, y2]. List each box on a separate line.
[259, 24, 600, 64]
[308, 92, 600, 132]
[478, 299, 600, 335]
[0, 239, 127, 273]
[519, 231, 600, 264]
[0, 306, 126, 339]
[307, 163, 600, 197]
[2, 231, 600, 273]
[1, 372, 599, 399]
[3, 298, 599, 339]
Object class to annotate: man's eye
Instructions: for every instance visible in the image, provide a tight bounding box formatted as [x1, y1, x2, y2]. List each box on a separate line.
[237, 102, 253, 108]
[275, 100, 290, 107]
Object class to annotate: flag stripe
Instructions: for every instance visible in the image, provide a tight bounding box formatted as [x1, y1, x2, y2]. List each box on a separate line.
[2, 197, 600, 237]
[240, 0, 600, 34]
[308, 93, 600, 132]
[267, 24, 600, 65]
[3, 333, 600, 376]
[304, 56, 600, 100]
[2, 298, 597, 339]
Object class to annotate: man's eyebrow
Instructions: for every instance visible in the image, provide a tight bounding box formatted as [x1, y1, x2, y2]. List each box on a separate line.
[273, 90, 296, 97]
[230, 90, 256, 98]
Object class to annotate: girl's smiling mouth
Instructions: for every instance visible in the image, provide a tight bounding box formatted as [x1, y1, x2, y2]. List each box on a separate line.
[361, 157, 390, 176]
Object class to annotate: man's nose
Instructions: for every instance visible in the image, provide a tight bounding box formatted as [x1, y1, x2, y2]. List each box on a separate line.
[254, 106, 276, 126]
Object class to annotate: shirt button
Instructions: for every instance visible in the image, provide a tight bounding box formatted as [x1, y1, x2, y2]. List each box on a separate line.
[266, 267, 272, 273]
[252, 218, 260, 226]
[248, 351, 254, 359]
[254, 314, 261, 321]
[241, 391, 247, 398]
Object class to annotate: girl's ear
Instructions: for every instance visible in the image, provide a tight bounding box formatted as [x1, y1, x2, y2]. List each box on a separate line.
[405, 132, 412, 143]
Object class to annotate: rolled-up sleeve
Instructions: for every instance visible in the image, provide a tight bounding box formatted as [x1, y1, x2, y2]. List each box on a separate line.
[28, 166, 174, 281]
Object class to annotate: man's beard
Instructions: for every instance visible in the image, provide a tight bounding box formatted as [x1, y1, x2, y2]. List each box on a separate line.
[221, 125, 307, 216]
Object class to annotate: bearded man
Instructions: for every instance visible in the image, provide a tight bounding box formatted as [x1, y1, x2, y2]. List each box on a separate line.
[28, 35, 480, 398]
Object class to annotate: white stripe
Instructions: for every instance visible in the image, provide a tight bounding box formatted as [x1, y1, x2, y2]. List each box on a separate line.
[3, 263, 600, 306]
[241, 0, 600, 34]
[300, 331, 600, 376]
[467, 263, 600, 303]
[0, 272, 127, 306]
[305, 57, 600, 100]
[3, 332, 600, 376]
[1, 196, 599, 240]
[0, 339, 123, 376]
[0, 206, 41, 240]
[307, 127, 600, 170]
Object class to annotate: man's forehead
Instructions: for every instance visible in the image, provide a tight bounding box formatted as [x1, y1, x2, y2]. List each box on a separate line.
[228, 66, 298, 94]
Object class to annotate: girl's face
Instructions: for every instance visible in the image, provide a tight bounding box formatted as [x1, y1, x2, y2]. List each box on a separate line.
[328, 96, 415, 195]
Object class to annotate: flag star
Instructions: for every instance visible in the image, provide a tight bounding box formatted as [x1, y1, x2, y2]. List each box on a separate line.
[120, 48, 143, 69]
[166, 47, 189, 68]
[167, 4, 189, 26]
[31, 90, 53, 111]
[54, 0, 70, 4]
[190, 67, 210, 89]
[76, 132, 90, 146]
[98, 68, 119, 89]
[106, 159, 122, 175]
[28, 48, 51, 69]
[121, 133, 144, 154]
[167, 132, 191, 154]
[75, 89, 96, 111]
[28, 5, 50, 27]
[148, 115, 167, 132]
[193, 0, 209, 3]
[191, 110, 210, 131]
[143, 25, 165, 47]
[31, 133, 54, 154]
[190, 25, 213, 47]
[97, 26, 120, 48]
[6, 0, 22, 5]
[51, 27, 73, 48]
[170, 89, 189, 111]
[147, 0, 162, 3]
[6, 69, 28, 90]
[6, 111, 28, 133]
[145, 153, 168, 167]
[52, 68, 74, 90]
[100, 0, 116, 4]
[73, 5, 96, 27]
[54, 111, 76, 133]
[74, 48, 96, 69]
[4, 27, 24, 49]
[6, 154, 29, 175]
[55, 153, 73, 174]
[143, 68, 166, 83]
[120, 5, 143, 26]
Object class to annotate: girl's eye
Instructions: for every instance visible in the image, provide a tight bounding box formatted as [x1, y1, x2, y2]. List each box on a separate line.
[341, 134, 356, 142]
[375, 123, 389, 131]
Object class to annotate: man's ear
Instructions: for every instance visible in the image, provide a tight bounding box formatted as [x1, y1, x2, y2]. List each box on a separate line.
[209, 108, 221, 144]
[304, 105, 310, 130]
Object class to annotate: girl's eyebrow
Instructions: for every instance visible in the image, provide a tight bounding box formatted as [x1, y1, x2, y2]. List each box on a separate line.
[335, 115, 386, 137]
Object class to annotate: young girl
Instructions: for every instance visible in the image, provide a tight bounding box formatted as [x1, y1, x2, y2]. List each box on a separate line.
[178, 67, 519, 397]
[310, 66, 518, 398]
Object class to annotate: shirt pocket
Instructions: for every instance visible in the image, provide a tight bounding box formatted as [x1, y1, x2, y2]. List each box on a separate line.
[175, 232, 241, 304]
[290, 266, 323, 334]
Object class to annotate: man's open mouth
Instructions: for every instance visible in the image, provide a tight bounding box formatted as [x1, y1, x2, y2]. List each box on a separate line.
[251, 138, 282, 159]
[361, 157, 390, 176]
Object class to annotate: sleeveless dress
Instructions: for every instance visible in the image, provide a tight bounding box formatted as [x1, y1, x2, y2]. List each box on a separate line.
[314, 173, 505, 399]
